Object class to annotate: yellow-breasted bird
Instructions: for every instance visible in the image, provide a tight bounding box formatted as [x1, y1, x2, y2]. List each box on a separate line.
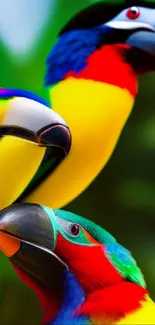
[2, 1, 155, 209]
[0, 202, 154, 324]
[0, 88, 71, 209]
[23, 0, 155, 208]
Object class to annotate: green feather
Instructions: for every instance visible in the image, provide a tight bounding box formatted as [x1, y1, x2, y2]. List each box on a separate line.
[54, 209, 116, 244]
[105, 243, 146, 288]
[44, 207, 146, 288]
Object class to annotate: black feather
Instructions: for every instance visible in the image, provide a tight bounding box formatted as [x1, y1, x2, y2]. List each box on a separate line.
[60, 0, 155, 35]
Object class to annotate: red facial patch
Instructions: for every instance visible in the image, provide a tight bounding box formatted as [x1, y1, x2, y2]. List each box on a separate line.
[64, 44, 138, 97]
[55, 233, 123, 293]
[55, 234, 148, 322]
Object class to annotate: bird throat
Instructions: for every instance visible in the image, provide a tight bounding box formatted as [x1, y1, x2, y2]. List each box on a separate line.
[64, 44, 138, 97]
[46, 271, 148, 325]
[47, 270, 89, 325]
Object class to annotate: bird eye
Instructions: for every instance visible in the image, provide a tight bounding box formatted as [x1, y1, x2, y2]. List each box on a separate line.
[70, 224, 80, 236]
[126, 7, 140, 20]
[54, 216, 80, 237]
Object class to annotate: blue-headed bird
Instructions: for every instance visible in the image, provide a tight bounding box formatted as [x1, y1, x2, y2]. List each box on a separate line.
[0, 203, 154, 324]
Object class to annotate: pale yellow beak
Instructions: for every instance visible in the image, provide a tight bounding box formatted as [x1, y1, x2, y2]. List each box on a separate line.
[0, 136, 46, 209]
[0, 97, 71, 209]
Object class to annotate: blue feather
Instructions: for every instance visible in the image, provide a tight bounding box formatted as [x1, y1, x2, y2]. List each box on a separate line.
[50, 270, 90, 325]
[0, 88, 49, 107]
[45, 28, 103, 87]
[105, 243, 146, 288]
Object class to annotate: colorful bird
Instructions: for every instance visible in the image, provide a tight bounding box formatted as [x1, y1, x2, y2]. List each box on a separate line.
[2, 1, 155, 209]
[22, 0, 155, 209]
[0, 88, 71, 209]
[0, 203, 154, 324]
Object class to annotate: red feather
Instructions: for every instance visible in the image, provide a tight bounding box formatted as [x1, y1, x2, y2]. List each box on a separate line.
[64, 44, 138, 97]
[11, 263, 60, 324]
[55, 233, 123, 293]
[56, 234, 148, 322]
[76, 281, 148, 322]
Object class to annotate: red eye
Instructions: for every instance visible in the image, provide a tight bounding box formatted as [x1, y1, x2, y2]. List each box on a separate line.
[126, 7, 140, 20]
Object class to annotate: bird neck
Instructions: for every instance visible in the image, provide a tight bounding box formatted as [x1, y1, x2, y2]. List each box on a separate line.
[63, 44, 138, 97]
[45, 29, 138, 96]
[45, 270, 148, 325]
[47, 270, 89, 325]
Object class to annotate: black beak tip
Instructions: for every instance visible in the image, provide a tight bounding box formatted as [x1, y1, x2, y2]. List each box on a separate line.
[38, 124, 72, 154]
[0, 203, 40, 231]
[0, 203, 55, 250]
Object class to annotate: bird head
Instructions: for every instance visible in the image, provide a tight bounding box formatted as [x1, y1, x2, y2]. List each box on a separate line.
[45, 0, 155, 86]
[0, 203, 147, 324]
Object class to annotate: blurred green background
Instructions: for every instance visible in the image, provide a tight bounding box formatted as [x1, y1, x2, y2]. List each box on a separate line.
[0, 0, 155, 323]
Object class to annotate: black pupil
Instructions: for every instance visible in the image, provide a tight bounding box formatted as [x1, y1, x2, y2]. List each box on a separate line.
[71, 224, 79, 235]
[131, 7, 138, 14]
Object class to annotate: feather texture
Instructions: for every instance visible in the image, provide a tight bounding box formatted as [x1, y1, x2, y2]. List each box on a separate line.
[0, 88, 49, 106]
[51, 270, 90, 325]
[105, 243, 146, 288]
[45, 28, 102, 86]
[54, 209, 116, 245]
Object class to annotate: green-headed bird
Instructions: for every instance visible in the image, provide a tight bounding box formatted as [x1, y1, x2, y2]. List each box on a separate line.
[0, 203, 154, 324]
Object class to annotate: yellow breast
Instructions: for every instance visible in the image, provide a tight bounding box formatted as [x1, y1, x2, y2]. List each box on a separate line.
[117, 298, 155, 324]
[25, 78, 135, 208]
[91, 298, 155, 325]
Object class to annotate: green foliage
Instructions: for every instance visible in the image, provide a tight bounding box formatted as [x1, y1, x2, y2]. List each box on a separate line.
[1, 0, 155, 324]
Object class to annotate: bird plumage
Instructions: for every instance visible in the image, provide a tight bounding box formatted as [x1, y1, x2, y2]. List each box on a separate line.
[105, 242, 146, 287]
[0, 2, 155, 324]
[0, 203, 154, 324]
[0, 88, 49, 106]
[26, 47, 136, 207]
[24, 1, 155, 208]
[2, 1, 155, 208]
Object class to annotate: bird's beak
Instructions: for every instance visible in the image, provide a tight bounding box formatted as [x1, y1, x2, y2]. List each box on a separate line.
[0, 203, 66, 291]
[0, 97, 71, 209]
[126, 29, 155, 57]
[0, 97, 71, 155]
[106, 8, 155, 57]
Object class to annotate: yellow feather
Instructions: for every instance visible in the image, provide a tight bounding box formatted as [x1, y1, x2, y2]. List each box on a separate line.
[117, 298, 155, 324]
[25, 78, 135, 208]
[91, 298, 155, 324]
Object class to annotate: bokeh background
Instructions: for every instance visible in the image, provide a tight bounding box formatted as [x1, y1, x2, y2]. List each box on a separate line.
[0, 0, 155, 324]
